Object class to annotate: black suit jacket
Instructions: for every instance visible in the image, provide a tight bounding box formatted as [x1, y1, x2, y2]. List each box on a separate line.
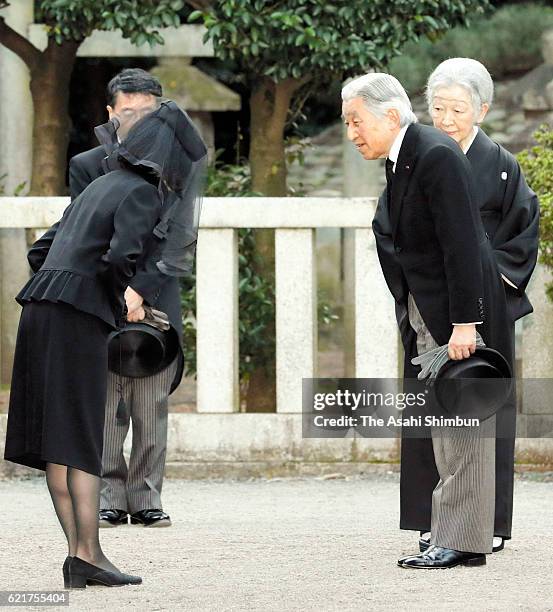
[373, 123, 489, 346]
[68, 146, 185, 392]
[373, 122, 513, 370]
[68, 146, 107, 200]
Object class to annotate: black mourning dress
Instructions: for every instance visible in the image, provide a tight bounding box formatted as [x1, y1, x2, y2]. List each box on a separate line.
[4, 168, 161, 476]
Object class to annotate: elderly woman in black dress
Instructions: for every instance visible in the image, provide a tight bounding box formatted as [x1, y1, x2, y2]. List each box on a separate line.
[4, 101, 206, 588]
[400, 57, 539, 554]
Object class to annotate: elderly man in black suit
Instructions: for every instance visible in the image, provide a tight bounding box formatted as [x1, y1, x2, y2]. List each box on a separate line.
[69, 68, 185, 528]
[341, 73, 512, 568]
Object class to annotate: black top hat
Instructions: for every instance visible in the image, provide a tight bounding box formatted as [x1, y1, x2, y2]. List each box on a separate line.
[429, 347, 513, 422]
[108, 324, 178, 378]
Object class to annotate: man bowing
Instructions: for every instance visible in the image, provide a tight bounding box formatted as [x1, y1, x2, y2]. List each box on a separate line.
[341, 73, 511, 568]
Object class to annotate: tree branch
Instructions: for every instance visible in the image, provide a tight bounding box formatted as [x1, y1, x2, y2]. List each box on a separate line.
[271, 76, 311, 126]
[286, 81, 315, 129]
[185, 0, 212, 11]
[0, 16, 41, 70]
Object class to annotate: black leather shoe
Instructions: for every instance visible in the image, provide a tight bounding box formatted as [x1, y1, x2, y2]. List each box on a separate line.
[62, 556, 73, 589]
[130, 509, 171, 527]
[99, 509, 128, 527]
[400, 545, 486, 569]
[419, 536, 504, 553]
[66, 556, 142, 588]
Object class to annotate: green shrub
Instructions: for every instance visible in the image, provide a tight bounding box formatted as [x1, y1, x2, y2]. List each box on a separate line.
[388, 3, 553, 95]
[0, 174, 27, 196]
[517, 125, 553, 300]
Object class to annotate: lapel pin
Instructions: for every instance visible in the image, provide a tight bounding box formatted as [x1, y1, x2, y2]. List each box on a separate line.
[501, 172, 507, 180]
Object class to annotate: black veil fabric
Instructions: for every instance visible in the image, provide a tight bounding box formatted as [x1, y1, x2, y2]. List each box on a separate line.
[95, 100, 207, 277]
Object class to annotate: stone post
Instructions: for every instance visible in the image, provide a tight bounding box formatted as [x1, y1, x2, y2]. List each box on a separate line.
[520, 264, 553, 440]
[342, 127, 383, 376]
[275, 229, 317, 413]
[196, 228, 239, 412]
[351, 227, 398, 378]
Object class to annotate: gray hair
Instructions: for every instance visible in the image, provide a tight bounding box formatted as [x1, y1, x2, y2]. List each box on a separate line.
[341, 73, 418, 127]
[426, 58, 494, 115]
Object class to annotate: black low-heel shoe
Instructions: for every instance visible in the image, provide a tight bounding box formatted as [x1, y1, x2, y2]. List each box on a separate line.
[62, 556, 73, 589]
[66, 556, 142, 589]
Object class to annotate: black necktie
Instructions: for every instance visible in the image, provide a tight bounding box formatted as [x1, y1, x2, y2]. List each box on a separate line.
[385, 158, 395, 186]
[385, 158, 394, 210]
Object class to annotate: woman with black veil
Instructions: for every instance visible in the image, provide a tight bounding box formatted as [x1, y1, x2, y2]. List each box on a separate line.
[4, 101, 207, 588]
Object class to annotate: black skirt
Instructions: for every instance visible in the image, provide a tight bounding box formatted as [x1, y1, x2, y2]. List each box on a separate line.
[4, 301, 110, 476]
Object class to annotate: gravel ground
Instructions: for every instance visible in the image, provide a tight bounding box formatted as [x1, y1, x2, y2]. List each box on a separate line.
[0, 474, 551, 612]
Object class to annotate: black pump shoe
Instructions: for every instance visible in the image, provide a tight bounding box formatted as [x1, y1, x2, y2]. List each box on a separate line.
[66, 556, 142, 589]
[62, 556, 73, 589]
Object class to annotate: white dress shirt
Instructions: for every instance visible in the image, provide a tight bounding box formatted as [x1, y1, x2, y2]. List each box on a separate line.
[388, 125, 409, 172]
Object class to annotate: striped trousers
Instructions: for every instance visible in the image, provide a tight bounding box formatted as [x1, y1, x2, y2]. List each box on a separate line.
[408, 294, 495, 554]
[100, 358, 178, 513]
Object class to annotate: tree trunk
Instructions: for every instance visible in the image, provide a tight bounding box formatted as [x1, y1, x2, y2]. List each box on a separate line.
[245, 367, 277, 413]
[29, 38, 79, 196]
[249, 77, 293, 198]
[244, 77, 303, 412]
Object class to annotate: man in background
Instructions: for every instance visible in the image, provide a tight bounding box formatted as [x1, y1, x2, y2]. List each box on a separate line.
[69, 68, 184, 528]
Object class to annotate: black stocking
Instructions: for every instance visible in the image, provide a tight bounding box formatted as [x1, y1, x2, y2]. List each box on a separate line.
[66, 466, 119, 573]
[45, 463, 77, 556]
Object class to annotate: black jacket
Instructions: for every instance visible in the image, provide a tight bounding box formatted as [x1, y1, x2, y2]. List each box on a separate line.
[68, 145, 107, 200]
[18, 168, 161, 329]
[68, 145, 185, 393]
[373, 123, 510, 353]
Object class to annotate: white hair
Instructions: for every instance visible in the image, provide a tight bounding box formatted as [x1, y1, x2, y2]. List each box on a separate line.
[341, 73, 418, 127]
[426, 57, 494, 115]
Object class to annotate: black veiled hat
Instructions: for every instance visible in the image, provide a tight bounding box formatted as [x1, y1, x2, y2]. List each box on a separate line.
[95, 100, 208, 277]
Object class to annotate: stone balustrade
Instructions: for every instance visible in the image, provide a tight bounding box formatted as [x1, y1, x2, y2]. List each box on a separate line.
[0, 196, 551, 475]
[0, 196, 398, 415]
